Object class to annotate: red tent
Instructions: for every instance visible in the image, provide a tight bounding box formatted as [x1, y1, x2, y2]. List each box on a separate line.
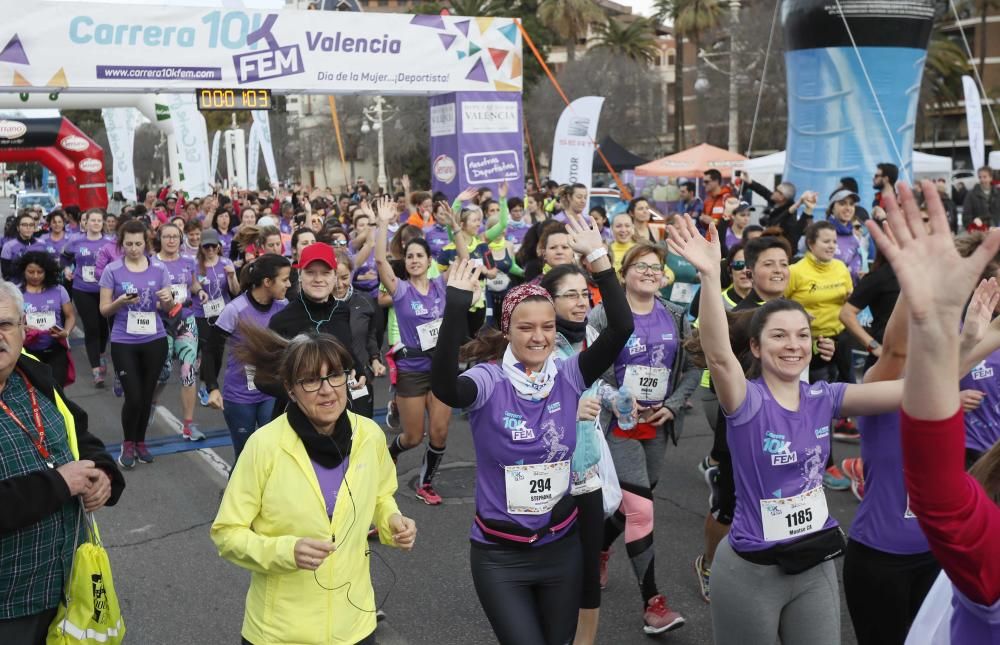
[634, 143, 747, 179]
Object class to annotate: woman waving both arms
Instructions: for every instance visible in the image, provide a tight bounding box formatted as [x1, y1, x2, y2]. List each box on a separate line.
[666, 214, 904, 645]
[374, 195, 451, 505]
[431, 213, 634, 645]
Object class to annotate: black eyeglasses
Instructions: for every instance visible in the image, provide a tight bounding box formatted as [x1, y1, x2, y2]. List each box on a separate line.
[296, 372, 349, 392]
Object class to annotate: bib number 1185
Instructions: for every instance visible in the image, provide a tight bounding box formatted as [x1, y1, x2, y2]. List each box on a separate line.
[786, 508, 813, 529]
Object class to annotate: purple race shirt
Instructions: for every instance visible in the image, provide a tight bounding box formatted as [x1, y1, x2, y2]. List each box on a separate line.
[215, 294, 287, 404]
[34, 232, 74, 259]
[612, 302, 679, 406]
[217, 230, 235, 257]
[463, 355, 585, 546]
[21, 286, 70, 350]
[850, 412, 930, 555]
[726, 378, 846, 552]
[1, 237, 32, 266]
[505, 221, 530, 248]
[959, 350, 1000, 453]
[99, 258, 171, 344]
[351, 250, 379, 298]
[192, 258, 235, 319]
[951, 586, 1000, 644]
[157, 255, 197, 319]
[834, 231, 862, 279]
[423, 223, 451, 261]
[391, 277, 446, 373]
[312, 456, 350, 518]
[65, 235, 112, 293]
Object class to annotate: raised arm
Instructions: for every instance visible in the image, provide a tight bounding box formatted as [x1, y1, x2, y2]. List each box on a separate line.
[373, 195, 398, 296]
[666, 216, 746, 413]
[430, 259, 483, 409]
[484, 182, 510, 243]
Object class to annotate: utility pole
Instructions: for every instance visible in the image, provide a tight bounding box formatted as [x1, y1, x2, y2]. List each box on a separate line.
[727, 0, 741, 153]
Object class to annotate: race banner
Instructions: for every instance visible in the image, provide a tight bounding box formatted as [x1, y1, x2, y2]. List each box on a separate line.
[429, 91, 524, 202]
[963, 75, 985, 171]
[162, 93, 212, 197]
[549, 96, 604, 202]
[101, 107, 138, 200]
[0, 2, 523, 95]
[210, 130, 221, 184]
[247, 121, 260, 190]
[251, 110, 279, 188]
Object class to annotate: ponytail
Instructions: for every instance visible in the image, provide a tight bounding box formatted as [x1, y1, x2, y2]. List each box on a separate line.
[239, 253, 291, 292]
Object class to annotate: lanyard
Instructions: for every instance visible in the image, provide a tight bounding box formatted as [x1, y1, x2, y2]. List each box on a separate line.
[0, 370, 52, 466]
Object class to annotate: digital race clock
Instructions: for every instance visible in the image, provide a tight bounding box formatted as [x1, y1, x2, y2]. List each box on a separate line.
[196, 88, 272, 111]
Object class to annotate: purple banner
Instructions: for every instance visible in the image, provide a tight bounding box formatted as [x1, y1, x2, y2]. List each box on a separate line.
[430, 91, 524, 202]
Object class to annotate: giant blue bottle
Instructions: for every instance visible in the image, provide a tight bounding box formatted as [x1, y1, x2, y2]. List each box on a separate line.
[782, 1, 935, 214]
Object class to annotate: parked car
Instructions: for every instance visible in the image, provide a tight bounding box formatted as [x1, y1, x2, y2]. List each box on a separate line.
[11, 191, 57, 213]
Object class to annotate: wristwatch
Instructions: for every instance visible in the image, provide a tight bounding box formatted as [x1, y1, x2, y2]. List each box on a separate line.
[866, 339, 881, 353]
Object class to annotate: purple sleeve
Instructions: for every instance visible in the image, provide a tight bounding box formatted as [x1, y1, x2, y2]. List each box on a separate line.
[391, 278, 410, 303]
[57, 286, 70, 305]
[98, 264, 115, 290]
[556, 354, 586, 394]
[0, 241, 12, 260]
[827, 381, 848, 419]
[464, 365, 498, 412]
[215, 300, 239, 334]
[159, 264, 171, 290]
[724, 380, 764, 424]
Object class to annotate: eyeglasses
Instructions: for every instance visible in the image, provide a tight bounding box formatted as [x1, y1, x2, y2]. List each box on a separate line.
[331, 239, 348, 247]
[161, 235, 181, 240]
[296, 372, 349, 392]
[554, 290, 589, 301]
[730, 260, 746, 271]
[853, 224, 862, 230]
[628, 262, 663, 275]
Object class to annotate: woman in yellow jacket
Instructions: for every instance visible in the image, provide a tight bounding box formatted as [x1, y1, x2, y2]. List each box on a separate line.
[211, 326, 417, 645]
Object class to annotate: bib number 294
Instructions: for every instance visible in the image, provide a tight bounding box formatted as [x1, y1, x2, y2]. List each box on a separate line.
[529, 478, 552, 494]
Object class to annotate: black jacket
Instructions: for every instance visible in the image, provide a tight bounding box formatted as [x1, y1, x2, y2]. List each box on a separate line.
[0, 354, 125, 536]
[962, 184, 1000, 227]
[749, 180, 809, 248]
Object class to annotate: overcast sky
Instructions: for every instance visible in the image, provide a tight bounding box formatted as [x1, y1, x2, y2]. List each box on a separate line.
[619, 0, 658, 17]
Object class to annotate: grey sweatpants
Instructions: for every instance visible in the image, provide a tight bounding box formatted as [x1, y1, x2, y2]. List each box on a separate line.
[710, 539, 841, 645]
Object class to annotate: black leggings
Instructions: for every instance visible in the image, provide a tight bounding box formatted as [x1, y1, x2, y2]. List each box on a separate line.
[72, 289, 108, 368]
[843, 538, 940, 645]
[470, 531, 582, 645]
[32, 344, 70, 388]
[576, 489, 604, 609]
[111, 338, 168, 443]
[196, 317, 224, 387]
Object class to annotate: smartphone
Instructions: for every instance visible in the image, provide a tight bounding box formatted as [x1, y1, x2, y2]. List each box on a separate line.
[735, 170, 742, 178]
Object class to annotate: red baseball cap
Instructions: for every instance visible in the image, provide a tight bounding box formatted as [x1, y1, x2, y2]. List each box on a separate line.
[295, 243, 337, 270]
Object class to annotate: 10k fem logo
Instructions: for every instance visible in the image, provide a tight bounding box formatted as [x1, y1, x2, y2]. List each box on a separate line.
[233, 14, 304, 83]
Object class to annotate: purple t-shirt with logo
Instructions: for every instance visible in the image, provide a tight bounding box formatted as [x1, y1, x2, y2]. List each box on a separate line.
[463, 355, 585, 546]
[834, 231, 862, 280]
[33, 232, 74, 259]
[217, 230, 235, 258]
[215, 294, 287, 404]
[506, 221, 531, 248]
[99, 258, 171, 344]
[392, 277, 446, 373]
[725, 378, 846, 552]
[951, 586, 1000, 644]
[1, 237, 32, 265]
[351, 250, 379, 298]
[959, 350, 1000, 453]
[850, 412, 929, 555]
[313, 457, 350, 518]
[613, 302, 679, 406]
[192, 258, 235, 319]
[423, 224, 451, 261]
[157, 255, 197, 319]
[65, 235, 112, 293]
[22, 286, 70, 350]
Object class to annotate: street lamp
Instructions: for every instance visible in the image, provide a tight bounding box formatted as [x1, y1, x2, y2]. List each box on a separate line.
[360, 95, 398, 191]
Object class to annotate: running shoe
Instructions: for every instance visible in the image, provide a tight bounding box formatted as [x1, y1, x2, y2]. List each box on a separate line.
[823, 464, 851, 491]
[197, 385, 210, 407]
[118, 441, 136, 469]
[415, 483, 442, 505]
[376, 609, 386, 622]
[599, 549, 612, 590]
[92, 368, 105, 389]
[705, 465, 720, 509]
[135, 442, 154, 464]
[694, 554, 711, 603]
[851, 477, 866, 502]
[841, 457, 864, 483]
[642, 595, 686, 634]
[113, 375, 123, 398]
[386, 400, 400, 430]
[697, 455, 716, 475]
[832, 417, 861, 442]
[183, 424, 206, 441]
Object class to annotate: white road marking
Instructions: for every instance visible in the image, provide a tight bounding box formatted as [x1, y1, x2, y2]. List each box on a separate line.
[151, 405, 232, 482]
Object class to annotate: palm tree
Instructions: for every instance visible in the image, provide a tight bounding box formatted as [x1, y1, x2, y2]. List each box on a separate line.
[538, 0, 606, 63]
[655, 0, 722, 149]
[589, 17, 660, 64]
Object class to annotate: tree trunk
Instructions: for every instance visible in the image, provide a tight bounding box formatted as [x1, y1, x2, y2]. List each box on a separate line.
[675, 36, 685, 151]
[567, 35, 576, 62]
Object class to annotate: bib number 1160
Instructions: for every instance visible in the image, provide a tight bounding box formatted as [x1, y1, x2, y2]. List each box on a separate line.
[786, 508, 813, 528]
[529, 478, 552, 494]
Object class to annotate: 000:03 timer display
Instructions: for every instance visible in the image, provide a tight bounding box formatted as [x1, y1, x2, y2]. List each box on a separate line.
[197, 88, 272, 110]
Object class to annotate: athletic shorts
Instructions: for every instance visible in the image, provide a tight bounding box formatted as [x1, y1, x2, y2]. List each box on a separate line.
[159, 315, 199, 387]
[396, 370, 432, 397]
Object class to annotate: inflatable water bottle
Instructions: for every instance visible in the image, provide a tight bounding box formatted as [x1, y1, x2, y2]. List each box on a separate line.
[782, 1, 935, 214]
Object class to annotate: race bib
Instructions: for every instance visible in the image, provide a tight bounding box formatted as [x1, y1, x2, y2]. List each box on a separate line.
[759, 486, 829, 542]
[126, 311, 156, 335]
[25, 310, 56, 331]
[245, 365, 257, 391]
[347, 377, 367, 400]
[486, 272, 511, 292]
[416, 319, 442, 351]
[505, 460, 571, 515]
[203, 297, 225, 317]
[170, 283, 188, 304]
[670, 281, 695, 304]
[623, 365, 670, 402]
[81, 265, 97, 283]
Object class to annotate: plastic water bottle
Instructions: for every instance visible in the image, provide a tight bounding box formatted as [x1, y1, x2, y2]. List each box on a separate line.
[616, 386, 636, 431]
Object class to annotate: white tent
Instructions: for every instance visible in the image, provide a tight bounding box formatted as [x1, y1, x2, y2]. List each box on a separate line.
[744, 150, 954, 191]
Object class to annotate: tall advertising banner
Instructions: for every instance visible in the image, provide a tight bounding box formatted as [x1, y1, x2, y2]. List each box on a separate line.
[429, 91, 524, 202]
[251, 110, 279, 188]
[963, 75, 985, 171]
[101, 107, 138, 200]
[0, 2, 523, 95]
[247, 122, 260, 189]
[210, 130, 221, 183]
[549, 96, 604, 202]
[782, 1, 934, 214]
[163, 93, 212, 197]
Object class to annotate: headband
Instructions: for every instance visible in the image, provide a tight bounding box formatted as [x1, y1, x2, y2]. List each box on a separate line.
[501, 283, 554, 335]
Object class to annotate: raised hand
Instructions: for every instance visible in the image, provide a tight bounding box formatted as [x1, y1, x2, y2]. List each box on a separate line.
[866, 181, 1000, 323]
[564, 212, 603, 256]
[499, 181, 509, 199]
[446, 258, 483, 292]
[374, 195, 395, 226]
[665, 214, 722, 277]
[960, 278, 1000, 350]
[457, 187, 478, 202]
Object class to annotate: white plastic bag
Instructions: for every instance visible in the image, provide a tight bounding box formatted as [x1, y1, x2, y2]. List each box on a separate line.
[596, 428, 622, 518]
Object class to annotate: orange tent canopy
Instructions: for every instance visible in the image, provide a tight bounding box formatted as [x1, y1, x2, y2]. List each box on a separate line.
[634, 143, 747, 178]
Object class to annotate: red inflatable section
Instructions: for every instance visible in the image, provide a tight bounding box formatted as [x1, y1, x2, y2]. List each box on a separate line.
[0, 147, 80, 209]
[53, 119, 108, 210]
